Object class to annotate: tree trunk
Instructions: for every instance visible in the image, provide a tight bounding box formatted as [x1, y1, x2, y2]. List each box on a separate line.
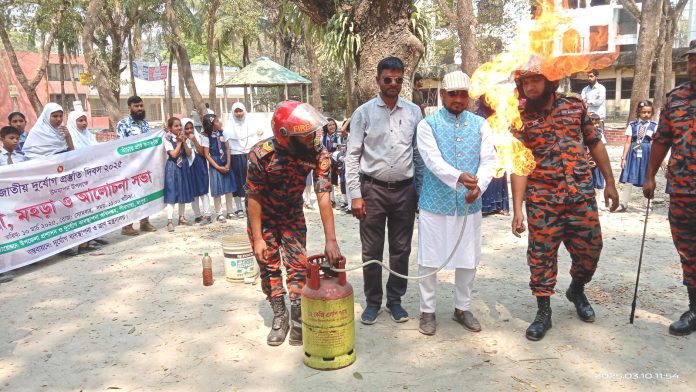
[218, 40, 229, 114]
[128, 33, 137, 96]
[242, 36, 250, 66]
[435, 0, 479, 75]
[304, 24, 323, 112]
[626, 0, 662, 122]
[352, 1, 424, 104]
[81, 0, 122, 129]
[345, 59, 355, 115]
[207, 0, 221, 114]
[0, 9, 64, 116]
[168, 48, 174, 118]
[653, 0, 689, 117]
[177, 59, 188, 115]
[282, 33, 294, 68]
[58, 40, 66, 109]
[652, 8, 669, 119]
[66, 53, 79, 100]
[165, 0, 207, 116]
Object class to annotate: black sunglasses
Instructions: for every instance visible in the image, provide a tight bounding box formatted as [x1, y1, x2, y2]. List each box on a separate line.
[382, 77, 404, 85]
[446, 90, 469, 98]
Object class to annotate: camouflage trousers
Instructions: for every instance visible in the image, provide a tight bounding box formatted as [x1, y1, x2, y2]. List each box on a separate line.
[669, 194, 696, 288]
[248, 210, 307, 302]
[526, 198, 602, 296]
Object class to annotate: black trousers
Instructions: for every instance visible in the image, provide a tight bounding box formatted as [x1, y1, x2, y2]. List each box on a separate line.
[360, 180, 417, 307]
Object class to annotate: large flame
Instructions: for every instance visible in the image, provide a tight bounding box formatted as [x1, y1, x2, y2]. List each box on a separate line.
[469, 0, 619, 176]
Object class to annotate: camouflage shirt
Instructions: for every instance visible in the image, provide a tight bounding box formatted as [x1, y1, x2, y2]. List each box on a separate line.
[245, 138, 332, 218]
[512, 93, 601, 204]
[653, 82, 696, 195]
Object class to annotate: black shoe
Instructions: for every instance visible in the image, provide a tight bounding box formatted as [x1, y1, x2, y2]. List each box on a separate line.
[77, 244, 100, 255]
[289, 302, 302, 346]
[194, 216, 203, 224]
[267, 296, 289, 346]
[668, 310, 696, 336]
[565, 280, 595, 322]
[0, 273, 14, 283]
[526, 296, 552, 341]
[92, 238, 109, 245]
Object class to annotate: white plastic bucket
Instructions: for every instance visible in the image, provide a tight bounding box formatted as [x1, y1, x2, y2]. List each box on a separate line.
[222, 234, 258, 282]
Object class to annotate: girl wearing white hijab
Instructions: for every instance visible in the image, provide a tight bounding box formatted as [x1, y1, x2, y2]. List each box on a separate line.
[66, 110, 105, 253]
[224, 102, 255, 218]
[67, 111, 97, 149]
[22, 103, 74, 159]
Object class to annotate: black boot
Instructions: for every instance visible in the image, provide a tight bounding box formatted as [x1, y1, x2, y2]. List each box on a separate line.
[267, 296, 289, 346]
[565, 279, 595, 322]
[526, 296, 552, 341]
[669, 287, 696, 336]
[289, 302, 303, 346]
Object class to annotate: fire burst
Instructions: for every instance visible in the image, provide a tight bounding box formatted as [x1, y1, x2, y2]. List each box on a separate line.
[469, 0, 619, 177]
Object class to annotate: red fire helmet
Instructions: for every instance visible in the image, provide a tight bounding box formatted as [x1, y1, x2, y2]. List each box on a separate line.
[271, 101, 327, 149]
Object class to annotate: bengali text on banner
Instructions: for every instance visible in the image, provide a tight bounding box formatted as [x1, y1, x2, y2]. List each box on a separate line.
[0, 130, 166, 273]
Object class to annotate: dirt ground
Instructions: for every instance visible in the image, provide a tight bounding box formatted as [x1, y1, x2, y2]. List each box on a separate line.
[1, 145, 694, 392]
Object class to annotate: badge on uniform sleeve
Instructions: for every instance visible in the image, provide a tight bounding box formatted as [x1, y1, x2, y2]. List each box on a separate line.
[263, 141, 273, 152]
[320, 160, 330, 170]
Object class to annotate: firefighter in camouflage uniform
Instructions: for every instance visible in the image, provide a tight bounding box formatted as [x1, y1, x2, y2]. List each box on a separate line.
[509, 57, 620, 341]
[643, 39, 696, 336]
[245, 101, 342, 346]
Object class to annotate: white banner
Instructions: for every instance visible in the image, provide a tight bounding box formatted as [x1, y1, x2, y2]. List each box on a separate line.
[0, 131, 166, 273]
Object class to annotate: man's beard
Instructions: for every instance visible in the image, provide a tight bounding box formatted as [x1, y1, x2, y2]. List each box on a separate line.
[446, 106, 464, 116]
[131, 110, 146, 121]
[287, 138, 318, 158]
[524, 90, 552, 113]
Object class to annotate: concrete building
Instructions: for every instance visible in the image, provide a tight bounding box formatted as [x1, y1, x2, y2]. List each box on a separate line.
[0, 51, 243, 130]
[556, 0, 696, 120]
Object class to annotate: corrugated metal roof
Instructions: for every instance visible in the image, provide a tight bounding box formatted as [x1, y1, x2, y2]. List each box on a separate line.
[217, 56, 311, 87]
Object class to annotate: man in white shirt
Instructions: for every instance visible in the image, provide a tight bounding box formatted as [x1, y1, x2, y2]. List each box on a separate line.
[415, 71, 497, 335]
[581, 69, 606, 122]
[346, 56, 423, 325]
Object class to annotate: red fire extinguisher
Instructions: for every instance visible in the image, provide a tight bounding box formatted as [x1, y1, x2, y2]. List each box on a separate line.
[301, 255, 356, 370]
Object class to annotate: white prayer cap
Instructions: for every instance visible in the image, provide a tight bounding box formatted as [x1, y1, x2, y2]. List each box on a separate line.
[441, 70, 471, 91]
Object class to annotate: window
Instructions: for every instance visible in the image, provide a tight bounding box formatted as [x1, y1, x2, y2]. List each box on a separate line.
[90, 98, 107, 117]
[621, 78, 633, 99]
[602, 79, 617, 100]
[570, 78, 616, 100]
[148, 101, 162, 122]
[589, 26, 609, 52]
[618, 8, 638, 36]
[562, 29, 582, 54]
[49, 94, 87, 110]
[47, 64, 84, 81]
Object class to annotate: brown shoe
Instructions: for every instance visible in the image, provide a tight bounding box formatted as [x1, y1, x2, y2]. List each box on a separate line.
[418, 312, 436, 335]
[453, 309, 481, 332]
[178, 216, 190, 226]
[166, 221, 175, 232]
[140, 220, 157, 232]
[121, 225, 139, 236]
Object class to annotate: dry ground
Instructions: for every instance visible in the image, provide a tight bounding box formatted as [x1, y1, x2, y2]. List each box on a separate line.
[1, 146, 694, 392]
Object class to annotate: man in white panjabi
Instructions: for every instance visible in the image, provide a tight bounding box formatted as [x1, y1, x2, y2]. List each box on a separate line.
[416, 70, 497, 335]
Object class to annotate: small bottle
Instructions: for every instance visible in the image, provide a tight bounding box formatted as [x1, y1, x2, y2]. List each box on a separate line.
[202, 253, 213, 286]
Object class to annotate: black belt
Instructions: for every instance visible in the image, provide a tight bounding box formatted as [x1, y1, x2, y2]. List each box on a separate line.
[362, 174, 413, 190]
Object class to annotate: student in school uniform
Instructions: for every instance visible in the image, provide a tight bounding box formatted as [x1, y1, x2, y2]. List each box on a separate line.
[163, 117, 194, 232]
[0, 125, 28, 283]
[182, 118, 212, 225]
[200, 114, 236, 222]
